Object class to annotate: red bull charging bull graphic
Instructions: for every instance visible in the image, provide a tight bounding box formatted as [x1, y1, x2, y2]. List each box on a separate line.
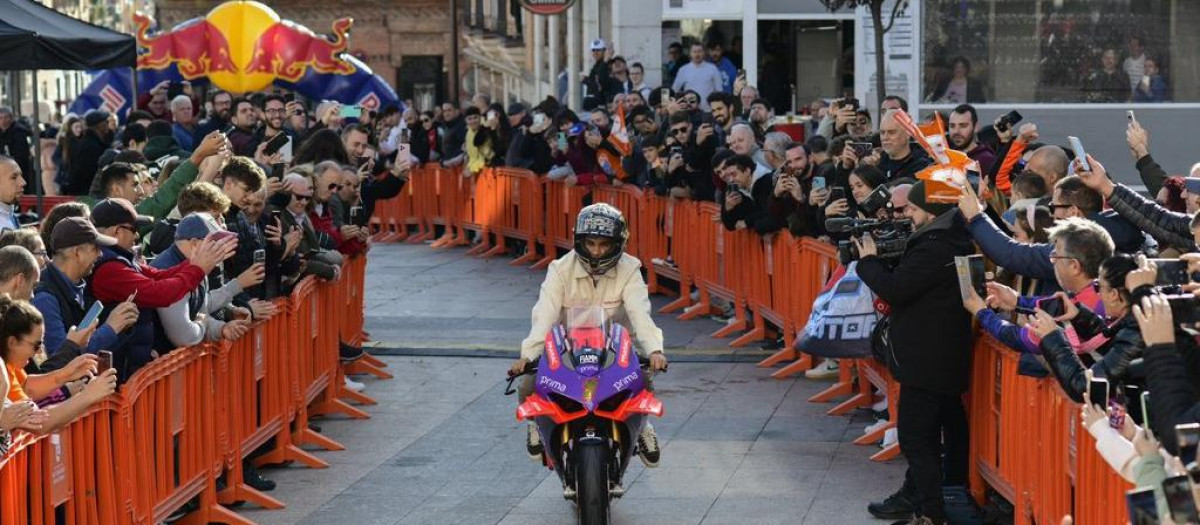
[133, 1, 358, 94]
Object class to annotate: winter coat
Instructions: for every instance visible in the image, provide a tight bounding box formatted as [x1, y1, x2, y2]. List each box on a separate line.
[1108, 183, 1194, 253]
[856, 210, 976, 395]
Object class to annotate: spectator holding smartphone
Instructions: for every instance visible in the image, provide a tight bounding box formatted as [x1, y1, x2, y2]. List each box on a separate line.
[33, 218, 138, 369]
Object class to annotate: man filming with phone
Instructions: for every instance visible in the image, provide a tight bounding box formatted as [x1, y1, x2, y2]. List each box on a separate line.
[33, 218, 139, 370]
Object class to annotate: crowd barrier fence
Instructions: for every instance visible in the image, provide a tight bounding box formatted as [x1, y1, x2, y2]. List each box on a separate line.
[363, 163, 1136, 523]
[0, 255, 373, 525]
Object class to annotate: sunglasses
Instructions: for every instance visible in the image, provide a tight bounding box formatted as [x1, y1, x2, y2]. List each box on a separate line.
[22, 338, 44, 353]
[329, 183, 343, 191]
[670, 127, 690, 135]
[1048, 203, 1073, 210]
[293, 194, 312, 201]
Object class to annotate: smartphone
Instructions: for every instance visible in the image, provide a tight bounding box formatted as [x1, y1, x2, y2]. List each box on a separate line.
[557, 132, 568, 151]
[253, 249, 266, 264]
[1153, 259, 1190, 286]
[357, 156, 371, 168]
[1141, 390, 1152, 429]
[270, 163, 285, 180]
[1126, 487, 1160, 525]
[1177, 423, 1200, 465]
[532, 112, 547, 128]
[1163, 475, 1200, 523]
[350, 206, 363, 225]
[1037, 296, 1066, 317]
[262, 133, 290, 156]
[79, 301, 105, 330]
[1067, 136, 1090, 171]
[660, 88, 670, 106]
[270, 209, 282, 224]
[283, 93, 295, 104]
[1015, 306, 1037, 316]
[487, 110, 498, 122]
[97, 350, 113, 373]
[850, 142, 873, 158]
[736, 69, 746, 79]
[1127, 110, 1137, 124]
[339, 105, 362, 119]
[221, 124, 237, 135]
[996, 110, 1023, 132]
[397, 143, 411, 161]
[1088, 376, 1109, 408]
[830, 187, 847, 204]
[812, 176, 827, 191]
[400, 128, 411, 144]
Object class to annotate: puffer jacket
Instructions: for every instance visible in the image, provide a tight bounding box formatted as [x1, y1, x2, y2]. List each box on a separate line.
[1108, 183, 1194, 253]
[1038, 313, 1143, 404]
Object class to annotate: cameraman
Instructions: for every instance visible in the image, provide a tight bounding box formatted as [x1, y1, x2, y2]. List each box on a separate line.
[855, 180, 974, 524]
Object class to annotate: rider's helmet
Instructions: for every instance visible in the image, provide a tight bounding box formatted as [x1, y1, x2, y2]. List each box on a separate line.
[573, 203, 628, 275]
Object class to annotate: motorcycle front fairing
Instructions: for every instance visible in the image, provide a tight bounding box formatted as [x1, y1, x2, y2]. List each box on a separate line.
[516, 321, 663, 480]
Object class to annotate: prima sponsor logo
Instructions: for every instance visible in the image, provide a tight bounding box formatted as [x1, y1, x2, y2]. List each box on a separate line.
[539, 376, 567, 392]
[612, 372, 638, 391]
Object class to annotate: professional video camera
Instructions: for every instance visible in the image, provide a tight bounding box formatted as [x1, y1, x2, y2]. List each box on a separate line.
[826, 217, 914, 263]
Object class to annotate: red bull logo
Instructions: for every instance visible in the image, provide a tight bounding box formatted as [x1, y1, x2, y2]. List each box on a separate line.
[134, 1, 356, 93]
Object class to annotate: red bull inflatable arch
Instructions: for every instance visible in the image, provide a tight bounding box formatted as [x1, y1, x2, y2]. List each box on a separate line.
[70, 0, 399, 118]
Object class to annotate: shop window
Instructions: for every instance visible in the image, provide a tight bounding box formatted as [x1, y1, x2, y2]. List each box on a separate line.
[922, 0, 1200, 104]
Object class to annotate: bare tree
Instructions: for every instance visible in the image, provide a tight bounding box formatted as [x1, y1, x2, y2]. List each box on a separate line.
[819, 0, 908, 114]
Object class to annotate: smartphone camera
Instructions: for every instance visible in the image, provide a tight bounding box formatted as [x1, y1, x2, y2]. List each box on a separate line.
[253, 249, 266, 264]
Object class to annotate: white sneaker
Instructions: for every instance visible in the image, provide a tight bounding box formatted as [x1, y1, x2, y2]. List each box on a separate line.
[863, 419, 889, 436]
[882, 428, 898, 448]
[636, 423, 660, 468]
[804, 359, 839, 380]
[872, 396, 889, 412]
[343, 376, 365, 392]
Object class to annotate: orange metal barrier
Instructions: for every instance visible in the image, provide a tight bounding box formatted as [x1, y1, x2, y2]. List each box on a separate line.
[969, 334, 1132, 525]
[0, 400, 121, 525]
[533, 179, 586, 269]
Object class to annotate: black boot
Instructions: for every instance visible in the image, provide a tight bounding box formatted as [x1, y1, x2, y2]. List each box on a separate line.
[868, 482, 916, 520]
[243, 462, 276, 492]
[339, 342, 364, 363]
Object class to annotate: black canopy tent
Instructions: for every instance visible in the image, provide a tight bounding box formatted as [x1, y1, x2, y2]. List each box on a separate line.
[0, 0, 137, 213]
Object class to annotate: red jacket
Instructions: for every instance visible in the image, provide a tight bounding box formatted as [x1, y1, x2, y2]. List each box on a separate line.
[309, 204, 366, 256]
[90, 250, 207, 308]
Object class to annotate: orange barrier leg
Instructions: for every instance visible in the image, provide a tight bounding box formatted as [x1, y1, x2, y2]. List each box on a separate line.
[677, 286, 713, 320]
[854, 421, 894, 446]
[711, 301, 749, 338]
[826, 364, 875, 416]
[769, 353, 814, 379]
[310, 392, 371, 419]
[808, 359, 855, 403]
[177, 484, 255, 525]
[217, 466, 286, 510]
[338, 384, 379, 406]
[728, 308, 767, 347]
[870, 442, 901, 462]
[344, 359, 394, 380]
[758, 346, 797, 368]
[509, 242, 541, 266]
[255, 442, 330, 469]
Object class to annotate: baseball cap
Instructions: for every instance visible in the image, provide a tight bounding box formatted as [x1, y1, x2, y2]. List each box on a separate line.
[590, 38, 608, 51]
[50, 217, 117, 251]
[1183, 177, 1200, 195]
[507, 102, 527, 116]
[92, 198, 153, 229]
[175, 213, 222, 241]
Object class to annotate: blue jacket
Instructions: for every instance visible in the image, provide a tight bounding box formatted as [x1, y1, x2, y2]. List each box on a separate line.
[712, 57, 738, 94]
[32, 263, 120, 359]
[966, 213, 1059, 294]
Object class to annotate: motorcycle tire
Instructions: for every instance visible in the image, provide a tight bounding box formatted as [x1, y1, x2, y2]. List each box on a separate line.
[575, 444, 610, 525]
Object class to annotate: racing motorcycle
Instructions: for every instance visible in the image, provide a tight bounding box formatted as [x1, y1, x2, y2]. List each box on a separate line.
[506, 307, 665, 525]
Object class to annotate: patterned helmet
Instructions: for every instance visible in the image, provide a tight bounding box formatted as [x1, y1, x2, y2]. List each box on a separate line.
[573, 203, 628, 275]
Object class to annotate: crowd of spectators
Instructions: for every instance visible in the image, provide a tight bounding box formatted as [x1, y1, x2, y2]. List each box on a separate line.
[0, 86, 409, 497]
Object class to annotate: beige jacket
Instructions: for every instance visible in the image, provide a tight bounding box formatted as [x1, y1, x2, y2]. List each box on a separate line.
[520, 251, 664, 361]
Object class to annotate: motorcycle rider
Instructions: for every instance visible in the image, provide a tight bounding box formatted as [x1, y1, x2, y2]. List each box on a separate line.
[511, 203, 669, 467]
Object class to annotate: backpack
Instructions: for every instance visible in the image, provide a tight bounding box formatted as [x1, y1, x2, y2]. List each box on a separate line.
[795, 262, 881, 359]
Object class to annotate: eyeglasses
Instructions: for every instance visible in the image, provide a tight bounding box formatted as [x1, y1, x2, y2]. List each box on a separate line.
[32, 249, 48, 258]
[1047, 250, 1076, 262]
[21, 338, 43, 353]
[116, 224, 137, 234]
[670, 127, 690, 136]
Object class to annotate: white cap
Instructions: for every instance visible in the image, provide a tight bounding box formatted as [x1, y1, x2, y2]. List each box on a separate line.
[590, 38, 607, 51]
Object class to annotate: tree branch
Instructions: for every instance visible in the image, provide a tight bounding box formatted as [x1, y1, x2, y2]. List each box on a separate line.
[881, 0, 906, 34]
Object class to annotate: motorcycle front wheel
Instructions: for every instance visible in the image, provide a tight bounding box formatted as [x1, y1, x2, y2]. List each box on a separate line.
[575, 444, 610, 525]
